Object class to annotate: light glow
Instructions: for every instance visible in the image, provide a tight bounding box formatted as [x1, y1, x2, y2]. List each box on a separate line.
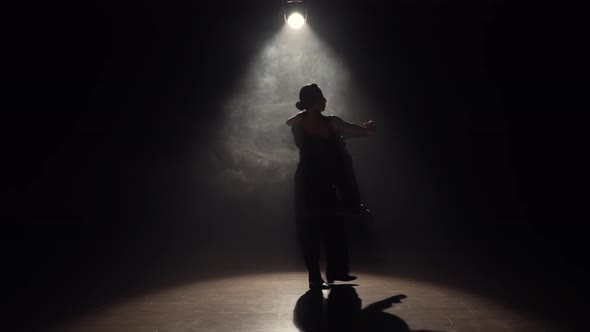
[287, 13, 305, 29]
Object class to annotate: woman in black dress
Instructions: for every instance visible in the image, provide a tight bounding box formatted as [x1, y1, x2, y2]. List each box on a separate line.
[286, 83, 377, 289]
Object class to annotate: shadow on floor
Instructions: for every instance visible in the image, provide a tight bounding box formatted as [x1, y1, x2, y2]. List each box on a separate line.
[294, 285, 443, 332]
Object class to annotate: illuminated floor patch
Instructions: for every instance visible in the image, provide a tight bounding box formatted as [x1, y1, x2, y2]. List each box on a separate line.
[47, 272, 559, 332]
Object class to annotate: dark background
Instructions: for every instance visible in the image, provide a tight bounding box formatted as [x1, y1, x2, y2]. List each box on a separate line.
[7, 0, 585, 330]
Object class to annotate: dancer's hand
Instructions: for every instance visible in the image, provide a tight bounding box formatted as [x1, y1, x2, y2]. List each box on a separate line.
[363, 120, 377, 134]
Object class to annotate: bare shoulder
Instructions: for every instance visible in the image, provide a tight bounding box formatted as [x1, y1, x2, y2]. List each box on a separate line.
[286, 111, 306, 126]
[326, 114, 344, 125]
[327, 114, 342, 121]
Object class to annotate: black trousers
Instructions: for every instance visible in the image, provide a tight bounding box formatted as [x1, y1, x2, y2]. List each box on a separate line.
[294, 159, 361, 282]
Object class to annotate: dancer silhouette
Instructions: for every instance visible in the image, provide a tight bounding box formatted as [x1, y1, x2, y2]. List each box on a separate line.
[287, 83, 376, 289]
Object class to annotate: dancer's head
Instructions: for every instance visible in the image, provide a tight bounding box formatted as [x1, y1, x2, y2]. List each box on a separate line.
[296, 83, 327, 113]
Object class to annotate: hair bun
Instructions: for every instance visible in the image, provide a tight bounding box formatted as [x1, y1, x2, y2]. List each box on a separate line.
[295, 101, 305, 110]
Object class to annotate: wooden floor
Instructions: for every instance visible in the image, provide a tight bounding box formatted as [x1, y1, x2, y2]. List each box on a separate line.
[41, 267, 563, 332]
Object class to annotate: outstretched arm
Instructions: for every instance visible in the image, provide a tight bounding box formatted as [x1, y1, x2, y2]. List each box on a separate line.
[331, 116, 377, 139]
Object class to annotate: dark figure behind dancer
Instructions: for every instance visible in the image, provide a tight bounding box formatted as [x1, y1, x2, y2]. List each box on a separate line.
[287, 83, 377, 289]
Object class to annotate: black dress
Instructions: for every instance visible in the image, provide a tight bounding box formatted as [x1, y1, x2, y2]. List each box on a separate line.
[292, 116, 362, 282]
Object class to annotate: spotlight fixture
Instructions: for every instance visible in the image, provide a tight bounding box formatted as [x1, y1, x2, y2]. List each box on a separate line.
[283, 0, 307, 29]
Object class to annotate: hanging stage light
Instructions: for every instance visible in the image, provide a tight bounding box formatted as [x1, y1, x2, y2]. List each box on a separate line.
[283, 0, 307, 29]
